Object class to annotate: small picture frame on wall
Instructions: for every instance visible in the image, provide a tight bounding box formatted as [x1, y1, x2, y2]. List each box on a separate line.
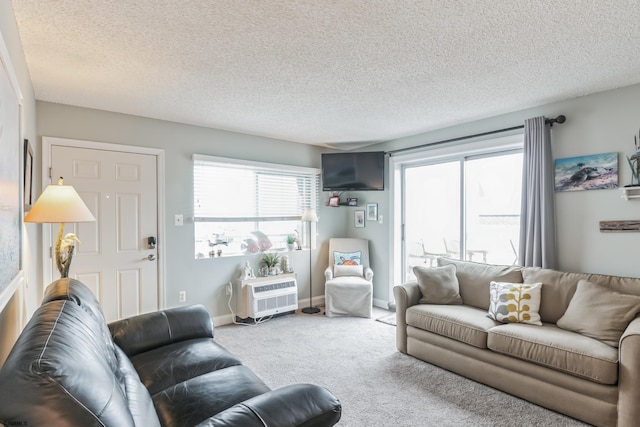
[23, 139, 33, 212]
[329, 196, 340, 207]
[366, 203, 378, 221]
[354, 210, 365, 228]
[347, 197, 358, 206]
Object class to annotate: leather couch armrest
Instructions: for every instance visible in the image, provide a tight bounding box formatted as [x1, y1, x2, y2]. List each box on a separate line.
[393, 281, 420, 353]
[324, 266, 333, 281]
[618, 316, 640, 426]
[196, 384, 341, 427]
[109, 304, 214, 357]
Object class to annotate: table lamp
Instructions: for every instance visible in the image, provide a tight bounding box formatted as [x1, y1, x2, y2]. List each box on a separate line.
[24, 177, 95, 277]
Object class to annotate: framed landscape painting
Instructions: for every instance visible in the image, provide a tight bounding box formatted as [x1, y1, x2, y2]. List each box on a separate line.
[554, 152, 618, 192]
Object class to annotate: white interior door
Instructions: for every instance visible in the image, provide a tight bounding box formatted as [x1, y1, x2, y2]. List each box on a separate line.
[50, 145, 159, 321]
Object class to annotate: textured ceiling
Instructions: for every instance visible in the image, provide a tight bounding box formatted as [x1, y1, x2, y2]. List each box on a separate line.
[11, 1, 640, 148]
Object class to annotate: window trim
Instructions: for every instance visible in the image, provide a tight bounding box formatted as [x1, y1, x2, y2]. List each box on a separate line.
[192, 154, 320, 258]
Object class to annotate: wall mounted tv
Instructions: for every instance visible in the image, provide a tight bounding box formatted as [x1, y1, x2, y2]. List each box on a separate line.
[321, 151, 385, 191]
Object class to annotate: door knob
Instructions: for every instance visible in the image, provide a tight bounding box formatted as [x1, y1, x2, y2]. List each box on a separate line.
[145, 254, 157, 261]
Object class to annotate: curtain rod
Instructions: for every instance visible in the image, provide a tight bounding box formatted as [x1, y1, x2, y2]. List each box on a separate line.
[386, 115, 566, 156]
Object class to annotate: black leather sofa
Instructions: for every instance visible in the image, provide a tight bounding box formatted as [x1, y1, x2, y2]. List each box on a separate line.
[0, 278, 341, 426]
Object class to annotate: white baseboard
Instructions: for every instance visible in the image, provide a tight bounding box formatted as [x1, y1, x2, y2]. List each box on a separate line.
[214, 295, 391, 326]
[373, 298, 391, 310]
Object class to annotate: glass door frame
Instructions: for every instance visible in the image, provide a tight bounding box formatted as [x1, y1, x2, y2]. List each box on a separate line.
[387, 132, 524, 304]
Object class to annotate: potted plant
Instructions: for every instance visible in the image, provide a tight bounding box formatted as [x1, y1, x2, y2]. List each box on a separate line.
[261, 252, 280, 275]
[286, 234, 296, 251]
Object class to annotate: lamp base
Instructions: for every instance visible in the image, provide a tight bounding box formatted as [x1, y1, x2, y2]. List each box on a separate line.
[301, 306, 321, 314]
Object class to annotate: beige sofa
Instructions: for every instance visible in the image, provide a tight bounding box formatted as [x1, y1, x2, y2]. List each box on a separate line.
[393, 257, 640, 427]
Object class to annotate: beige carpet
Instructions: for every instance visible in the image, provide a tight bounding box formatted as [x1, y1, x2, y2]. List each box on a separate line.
[215, 308, 588, 427]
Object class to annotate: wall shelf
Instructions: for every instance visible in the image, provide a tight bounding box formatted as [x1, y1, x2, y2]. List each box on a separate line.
[621, 186, 640, 200]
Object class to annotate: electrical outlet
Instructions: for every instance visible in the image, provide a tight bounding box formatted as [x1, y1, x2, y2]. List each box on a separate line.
[179, 290, 186, 302]
[225, 283, 232, 296]
[174, 214, 184, 226]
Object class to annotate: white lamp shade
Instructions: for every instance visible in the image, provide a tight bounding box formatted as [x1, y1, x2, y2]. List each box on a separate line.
[24, 183, 95, 223]
[301, 208, 318, 222]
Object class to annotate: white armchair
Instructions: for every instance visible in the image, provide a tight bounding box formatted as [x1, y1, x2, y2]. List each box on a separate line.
[324, 238, 373, 318]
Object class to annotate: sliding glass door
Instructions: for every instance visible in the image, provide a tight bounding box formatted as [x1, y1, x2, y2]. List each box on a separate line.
[402, 150, 522, 282]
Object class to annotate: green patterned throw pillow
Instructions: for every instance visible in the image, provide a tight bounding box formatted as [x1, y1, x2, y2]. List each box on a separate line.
[488, 281, 542, 326]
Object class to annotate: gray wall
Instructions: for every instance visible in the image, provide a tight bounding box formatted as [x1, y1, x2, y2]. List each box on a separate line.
[36, 102, 345, 322]
[0, 1, 38, 364]
[362, 84, 640, 302]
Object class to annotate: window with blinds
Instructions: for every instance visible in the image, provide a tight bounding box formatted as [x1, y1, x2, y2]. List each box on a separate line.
[193, 154, 320, 258]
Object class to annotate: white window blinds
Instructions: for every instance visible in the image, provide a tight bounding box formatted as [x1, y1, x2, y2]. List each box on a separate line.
[193, 154, 320, 221]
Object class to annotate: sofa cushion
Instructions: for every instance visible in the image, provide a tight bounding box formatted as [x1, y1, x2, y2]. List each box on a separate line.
[406, 304, 499, 348]
[488, 282, 542, 325]
[488, 323, 619, 385]
[333, 250, 361, 265]
[414, 264, 463, 305]
[522, 267, 640, 324]
[130, 338, 243, 395]
[114, 345, 161, 427]
[334, 264, 364, 277]
[557, 279, 640, 347]
[152, 365, 271, 426]
[437, 257, 523, 310]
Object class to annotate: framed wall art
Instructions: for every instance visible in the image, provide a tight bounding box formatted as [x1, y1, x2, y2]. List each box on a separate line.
[354, 210, 365, 228]
[554, 152, 618, 192]
[0, 32, 24, 312]
[366, 203, 378, 221]
[23, 139, 33, 211]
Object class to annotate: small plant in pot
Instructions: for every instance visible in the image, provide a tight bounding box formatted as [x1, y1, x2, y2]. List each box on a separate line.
[286, 234, 296, 251]
[261, 251, 280, 275]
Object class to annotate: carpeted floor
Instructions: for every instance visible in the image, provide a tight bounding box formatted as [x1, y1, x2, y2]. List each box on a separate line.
[375, 312, 396, 326]
[215, 308, 588, 427]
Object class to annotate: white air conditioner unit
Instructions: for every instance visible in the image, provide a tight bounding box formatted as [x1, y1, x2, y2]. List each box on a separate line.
[236, 273, 298, 319]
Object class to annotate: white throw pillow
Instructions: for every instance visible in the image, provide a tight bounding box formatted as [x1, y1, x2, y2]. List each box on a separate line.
[488, 281, 542, 326]
[334, 264, 364, 278]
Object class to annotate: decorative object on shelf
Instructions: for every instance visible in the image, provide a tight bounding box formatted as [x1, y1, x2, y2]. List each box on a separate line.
[24, 177, 96, 278]
[329, 196, 340, 207]
[281, 255, 293, 273]
[301, 208, 320, 314]
[242, 230, 272, 253]
[599, 220, 640, 232]
[347, 198, 358, 206]
[554, 152, 618, 192]
[260, 251, 281, 275]
[354, 210, 365, 228]
[286, 233, 296, 251]
[366, 203, 378, 221]
[626, 129, 640, 187]
[294, 229, 302, 250]
[240, 261, 255, 280]
[621, 186, 640, 200]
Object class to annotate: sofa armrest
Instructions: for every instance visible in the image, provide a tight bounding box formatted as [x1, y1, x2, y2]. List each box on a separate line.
[108, 304, 214, 357]
[324, 266, 333, 281]
[196, 384, 341, 427]
[393, 281, 421, 353]
[618, 316, 640, 426]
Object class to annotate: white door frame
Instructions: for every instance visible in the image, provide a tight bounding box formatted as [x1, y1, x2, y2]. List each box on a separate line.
[41, 136, 166, 310]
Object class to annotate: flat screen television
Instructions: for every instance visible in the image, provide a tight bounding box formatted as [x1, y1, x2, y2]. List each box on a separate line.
[321, 151, 385, 191]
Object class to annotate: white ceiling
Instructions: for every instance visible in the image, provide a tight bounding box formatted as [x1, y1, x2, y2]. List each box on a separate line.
[11, 1, 640, 148]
